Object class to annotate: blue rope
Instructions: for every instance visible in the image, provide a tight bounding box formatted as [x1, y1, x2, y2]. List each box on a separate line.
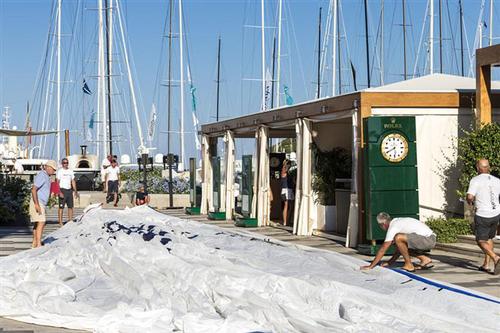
[391, 268, 500, 305]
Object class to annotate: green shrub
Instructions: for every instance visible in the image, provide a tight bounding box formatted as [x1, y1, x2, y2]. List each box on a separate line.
[456, 122, 500, 198]
[311, 144, 351, 205]
[425, 217, 473, 243]
[0, 176, 31, 224]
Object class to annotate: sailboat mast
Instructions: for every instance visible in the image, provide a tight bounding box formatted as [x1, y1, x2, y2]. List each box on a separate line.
[271, 37, 276, 108]
[337, 0, 342, 94]
[317, 7, 322, 99]
[490, 0, 493, 46]
[167, 0, 173, 155]
[261, 0, 266, 110]
[363, 0, 370, 87]
[56, 0, 61, 161]
[430, 0, 434, 74]
[439, 0, 443, 73]
[216, 36, 221, 122]
[459, 0, 464, 76]
[276, 0, 282, 107]
[179, 0, 185, 171]
[332, 0, 337, 96]
[380, 0, 384, 85]
[105, 0, 113, 156]
[402, 0, 407, 80]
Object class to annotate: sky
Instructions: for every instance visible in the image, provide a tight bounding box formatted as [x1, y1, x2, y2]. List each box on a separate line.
[0, 0, 495, 163]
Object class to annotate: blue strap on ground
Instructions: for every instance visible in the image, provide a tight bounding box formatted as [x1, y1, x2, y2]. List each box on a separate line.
[391, 268, 500, 305]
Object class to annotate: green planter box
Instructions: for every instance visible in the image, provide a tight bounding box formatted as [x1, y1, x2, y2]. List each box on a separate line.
[234, 217, 258, 227]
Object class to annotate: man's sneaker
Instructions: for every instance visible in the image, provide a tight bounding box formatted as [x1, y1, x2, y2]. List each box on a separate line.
[495, 235, 500, 240]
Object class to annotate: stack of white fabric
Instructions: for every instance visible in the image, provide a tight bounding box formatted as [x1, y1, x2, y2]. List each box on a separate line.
[0, 206, 498, 332]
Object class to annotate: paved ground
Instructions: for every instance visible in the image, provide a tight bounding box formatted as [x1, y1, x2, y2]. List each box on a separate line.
[1, 206, 499, 332]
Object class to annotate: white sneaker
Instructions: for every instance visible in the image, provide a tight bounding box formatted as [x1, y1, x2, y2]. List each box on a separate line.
[495, 235, 500, 240]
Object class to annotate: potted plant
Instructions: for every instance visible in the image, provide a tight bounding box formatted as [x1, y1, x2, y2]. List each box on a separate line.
[311, 144, 351, 231]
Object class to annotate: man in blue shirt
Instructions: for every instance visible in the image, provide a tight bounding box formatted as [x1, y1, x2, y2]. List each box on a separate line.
[30, 160, 57, 248]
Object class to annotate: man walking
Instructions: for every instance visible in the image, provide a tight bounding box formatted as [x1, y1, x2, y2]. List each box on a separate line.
[361, 212, 436, 272]
[30, 160, 57, 248]
[56, 157, 79, 227]
[466, 159, 500, 275]
[105, 159, 120, 207]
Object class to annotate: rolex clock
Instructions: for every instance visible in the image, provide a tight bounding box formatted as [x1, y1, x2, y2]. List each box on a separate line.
[363, 116, 419, 254]
[380, 133, 409, 162]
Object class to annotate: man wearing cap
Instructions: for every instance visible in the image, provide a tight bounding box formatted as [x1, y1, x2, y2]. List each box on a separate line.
[56, 157, 79, 227]
[30, 160, 57, 248]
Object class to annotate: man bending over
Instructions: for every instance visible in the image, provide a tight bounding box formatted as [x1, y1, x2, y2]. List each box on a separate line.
[361, 212, 436, 272]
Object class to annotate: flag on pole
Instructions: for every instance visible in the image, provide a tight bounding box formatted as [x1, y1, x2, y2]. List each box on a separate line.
[283, 85, 294, 106]
[148, 103, 157, 142]
[82, 79, 92, 95]
[187, 66, 201, 151]
[89, 110, 95, 129]
[264, 68, 272, 110]
[350, 61, 357, 91]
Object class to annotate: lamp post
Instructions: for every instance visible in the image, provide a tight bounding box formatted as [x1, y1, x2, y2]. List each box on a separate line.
[167, 153, 174, 207]
[142, 152, 148, 192]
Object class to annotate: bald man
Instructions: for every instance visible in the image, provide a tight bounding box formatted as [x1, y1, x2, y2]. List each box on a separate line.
[466, 159, 500, 275]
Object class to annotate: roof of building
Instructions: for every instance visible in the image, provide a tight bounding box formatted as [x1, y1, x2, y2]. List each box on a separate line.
[365, 73, 500, 92]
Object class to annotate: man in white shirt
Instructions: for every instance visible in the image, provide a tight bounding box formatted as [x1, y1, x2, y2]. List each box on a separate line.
[361, 212, 436, 272]
[466, 159, 500, 275]
[56, 158, 79, 226]
[105, 159, 120, 207]
[101, 155, 112, 192]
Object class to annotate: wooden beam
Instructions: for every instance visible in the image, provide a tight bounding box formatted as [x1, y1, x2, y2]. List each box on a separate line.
[476, 64, 492, 126]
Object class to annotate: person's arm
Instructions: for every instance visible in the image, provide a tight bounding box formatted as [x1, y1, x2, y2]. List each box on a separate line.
[104, 170, 109, 191]
[381, 249, 400, 267]
[72, 179, 79, 198]
[145, 193, 150, 204]
[360, 241, 392, 270]
[466, 179, 476, 206]
[31, 185, 41, 214]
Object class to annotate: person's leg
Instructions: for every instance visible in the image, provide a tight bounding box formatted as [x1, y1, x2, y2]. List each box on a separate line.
[58, 208, 63, 226]
[66, 189, 74, 222]
[283, 200, 288, 226]
[34, 222, 46, 247]
[32, 223, 37, 248]
[477, 240, 500, 263]
[475, 215, 500, 267]
[394, 233, 415, 270]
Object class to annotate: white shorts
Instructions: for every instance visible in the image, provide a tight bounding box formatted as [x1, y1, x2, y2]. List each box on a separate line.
[281, 188, 294, 201]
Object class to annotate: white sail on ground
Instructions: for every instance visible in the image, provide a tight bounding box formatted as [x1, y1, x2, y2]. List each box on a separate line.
[0, 206, 498, 332]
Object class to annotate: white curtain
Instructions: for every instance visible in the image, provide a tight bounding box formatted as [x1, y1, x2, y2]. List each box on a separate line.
[256, 126, 270, 226]
[224, 130, 235, 220]
[293, 119, 313, 235]
[200, 135, 213, 215]
[346, 111, 359, 248]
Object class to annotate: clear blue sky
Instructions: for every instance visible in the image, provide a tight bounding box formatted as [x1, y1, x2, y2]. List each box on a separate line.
[0, 0, 493, 162]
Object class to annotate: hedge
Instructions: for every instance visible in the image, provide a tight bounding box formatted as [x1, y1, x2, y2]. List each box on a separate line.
[425, 217, 473, 243]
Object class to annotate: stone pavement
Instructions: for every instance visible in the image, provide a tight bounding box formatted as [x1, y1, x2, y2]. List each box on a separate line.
[0, 206, 499, 332]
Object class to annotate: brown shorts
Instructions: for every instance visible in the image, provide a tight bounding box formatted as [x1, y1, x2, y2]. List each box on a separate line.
[29, 199, 46, 223]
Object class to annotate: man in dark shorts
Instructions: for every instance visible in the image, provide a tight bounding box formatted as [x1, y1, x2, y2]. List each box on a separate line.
[56, 158, 79, 226]
[361, 212, 436, 272]
[466, 159, 500, 275]
[105, 159, 120, 207]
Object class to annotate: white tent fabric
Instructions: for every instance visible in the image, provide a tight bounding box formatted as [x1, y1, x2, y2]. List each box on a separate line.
[256, 126, 270, 227]
[293, 119, 313, 236]
[0, 206, 498, 333]
[200, 135, 212, 215]
[224, 130, 235, 220]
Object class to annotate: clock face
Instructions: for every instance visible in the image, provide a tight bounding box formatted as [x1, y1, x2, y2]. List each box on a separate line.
[270, 157, 281, 168]
[380, 133, 409, 162]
